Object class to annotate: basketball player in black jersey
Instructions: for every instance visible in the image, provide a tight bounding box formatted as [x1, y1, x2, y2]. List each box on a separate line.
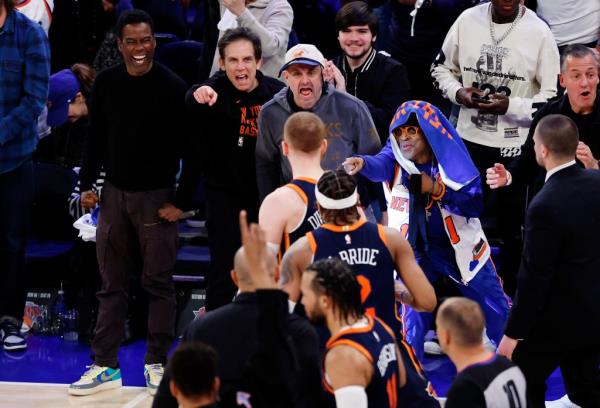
[282, 170, 440, 407]
[302, 257, 405, 408]
[259, 112, 326, 275]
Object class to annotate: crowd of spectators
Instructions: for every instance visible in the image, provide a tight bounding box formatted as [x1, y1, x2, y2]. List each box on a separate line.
[1, 0, 600, 407]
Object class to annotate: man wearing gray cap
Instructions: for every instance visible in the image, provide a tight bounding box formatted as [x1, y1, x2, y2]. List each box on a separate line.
[256, 43, 381, 201]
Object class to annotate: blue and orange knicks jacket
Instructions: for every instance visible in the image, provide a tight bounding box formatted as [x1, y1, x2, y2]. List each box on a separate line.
[323, 315, 401, 408]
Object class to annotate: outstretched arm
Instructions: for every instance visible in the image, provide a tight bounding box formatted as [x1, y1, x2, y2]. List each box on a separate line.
[385, 227, 436, 312]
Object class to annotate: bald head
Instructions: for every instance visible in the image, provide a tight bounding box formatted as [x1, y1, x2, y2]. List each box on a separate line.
[233, 246, 278, 288]
[437, 297, 485, 347]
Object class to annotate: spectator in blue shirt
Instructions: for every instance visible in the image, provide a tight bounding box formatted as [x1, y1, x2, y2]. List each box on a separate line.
[0, 0, 50, 352]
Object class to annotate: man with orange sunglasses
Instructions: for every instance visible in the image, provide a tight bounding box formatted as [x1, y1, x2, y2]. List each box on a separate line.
[344, 100, 511, 362]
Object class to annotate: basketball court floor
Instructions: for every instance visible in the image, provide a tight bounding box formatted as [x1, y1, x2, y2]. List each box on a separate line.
[0, 331, 574, 407]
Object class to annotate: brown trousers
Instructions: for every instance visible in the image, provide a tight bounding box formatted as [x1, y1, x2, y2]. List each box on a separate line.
[91, 182, 178, 367]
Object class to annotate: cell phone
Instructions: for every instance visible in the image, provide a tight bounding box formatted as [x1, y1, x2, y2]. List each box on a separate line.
[472, 94, 492, 104]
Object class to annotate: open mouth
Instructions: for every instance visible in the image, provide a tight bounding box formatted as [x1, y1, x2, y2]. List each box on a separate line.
[581, 91, 591, 97]
[235, 74, 248, 82]
[133, 55, 148, 65]
[299, 87, 313, 97]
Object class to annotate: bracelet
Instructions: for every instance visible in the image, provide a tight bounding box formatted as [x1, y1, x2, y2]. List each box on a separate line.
[432, 179, 446, 200]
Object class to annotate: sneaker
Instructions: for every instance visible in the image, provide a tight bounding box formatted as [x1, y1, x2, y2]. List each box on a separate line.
[1, 321, 27, 351]
[144, 363, 164, 395]
[68, 365, 122, 396]
[424, 339, 444, 355]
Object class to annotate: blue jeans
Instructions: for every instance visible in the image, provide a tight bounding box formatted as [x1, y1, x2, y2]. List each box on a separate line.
[0, 160, 34, 323]
[403, 253, 511, 361]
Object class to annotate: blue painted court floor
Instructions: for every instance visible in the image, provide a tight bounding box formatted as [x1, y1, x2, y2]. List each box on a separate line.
[0, 333, 568, 401]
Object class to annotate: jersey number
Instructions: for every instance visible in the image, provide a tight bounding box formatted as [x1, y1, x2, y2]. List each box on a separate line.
[503, 380, 522, 408]
[356, 275, 376, 317]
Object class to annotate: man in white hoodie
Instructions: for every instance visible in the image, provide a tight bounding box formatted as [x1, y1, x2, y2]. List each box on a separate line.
[210, 0, 293, 78]
[431, 0, 560, 297]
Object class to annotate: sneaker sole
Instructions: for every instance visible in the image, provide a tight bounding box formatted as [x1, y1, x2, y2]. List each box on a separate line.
[68, 378, 122, 396]
[4, 343, 27, 352]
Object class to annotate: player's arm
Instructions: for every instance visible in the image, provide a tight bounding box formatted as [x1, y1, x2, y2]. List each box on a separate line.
[258, 189, 289, 247]
[280, 237, 313, 302]
[325, 345, 371, 408]
[384, 227, 436, 312]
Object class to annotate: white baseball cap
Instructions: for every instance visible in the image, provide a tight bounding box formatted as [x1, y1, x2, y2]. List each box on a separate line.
[279, 44, 326, 76]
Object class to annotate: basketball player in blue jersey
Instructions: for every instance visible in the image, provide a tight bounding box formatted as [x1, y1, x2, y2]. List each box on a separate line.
[301, 257, 405, 408]
[259, 112, 326, 298]
[282, 169, 440, 407]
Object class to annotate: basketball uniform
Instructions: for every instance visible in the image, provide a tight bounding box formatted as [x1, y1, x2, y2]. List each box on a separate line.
[307, 220, 440, 407]
[324, 315, 401, 408]
[280, 177, 323, 254]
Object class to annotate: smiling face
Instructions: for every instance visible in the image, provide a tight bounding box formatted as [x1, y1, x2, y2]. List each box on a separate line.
[284, 64, 324, 110]
[560, 54, 599, 115]
[219, 39, 260, 93]
[338, 24, 374, 61]
[394, 125, 432, 164]
[118, 23, 156, 77]
[490, 0, 520, 23]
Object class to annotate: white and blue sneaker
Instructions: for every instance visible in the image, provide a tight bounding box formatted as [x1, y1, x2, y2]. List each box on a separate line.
[1, 321, 27, 351]
[144, 363, 164, 395]
[68, 365, 122, 396]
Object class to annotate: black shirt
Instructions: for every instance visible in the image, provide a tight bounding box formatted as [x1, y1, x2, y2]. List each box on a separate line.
[80, 62, 188, 193]
[152, 291, 325, 408]
[445, 355, 526, 408]
[509, 92, 600, 197]
[184, 71, 284, 195]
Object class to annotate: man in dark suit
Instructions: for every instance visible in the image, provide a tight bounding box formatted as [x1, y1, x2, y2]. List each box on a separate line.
[498, 114, 600, 408]
[152, 244, 324, 408]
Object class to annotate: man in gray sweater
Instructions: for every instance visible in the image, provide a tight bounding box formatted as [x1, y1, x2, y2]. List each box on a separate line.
[256, 43, 381, 200]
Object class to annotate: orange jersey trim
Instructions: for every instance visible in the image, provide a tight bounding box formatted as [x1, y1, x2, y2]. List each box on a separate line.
[321, 219, 367, 233]
[306, 232, 317, 253]
[377, 224, 388, 246]
[328, 339, 374, 364]
[326, 315, 374, 348]
[284, 183, 308, 205]
[399, 339, 425, 376]
[374, 316, 397, 342]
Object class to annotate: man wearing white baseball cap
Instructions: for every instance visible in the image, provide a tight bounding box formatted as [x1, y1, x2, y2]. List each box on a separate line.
[256, 43, 381, 201]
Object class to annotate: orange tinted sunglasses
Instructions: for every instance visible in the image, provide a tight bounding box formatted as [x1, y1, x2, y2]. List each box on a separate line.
[393, 125, 422, 140]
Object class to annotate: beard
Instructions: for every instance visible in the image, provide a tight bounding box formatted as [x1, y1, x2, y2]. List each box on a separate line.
[307, 304, 327, 326]
[344, 45, 372, 61]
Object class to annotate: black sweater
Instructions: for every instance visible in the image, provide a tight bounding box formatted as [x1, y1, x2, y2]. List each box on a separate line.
[183, 71, 284, 196]
[508, 92, 600, 197]
[80, 63, 188, 196]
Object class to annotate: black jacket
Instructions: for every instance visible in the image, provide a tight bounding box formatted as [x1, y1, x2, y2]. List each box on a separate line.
[152, 291, 325, 408]
[508, 92, 600, 197]
[505, 165, 600, 347]
[182, 71, 284, 202]
[333, 49, 410, 142]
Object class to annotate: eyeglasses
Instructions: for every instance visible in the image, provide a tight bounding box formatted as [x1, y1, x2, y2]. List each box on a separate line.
[393, 125, 422, 141]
